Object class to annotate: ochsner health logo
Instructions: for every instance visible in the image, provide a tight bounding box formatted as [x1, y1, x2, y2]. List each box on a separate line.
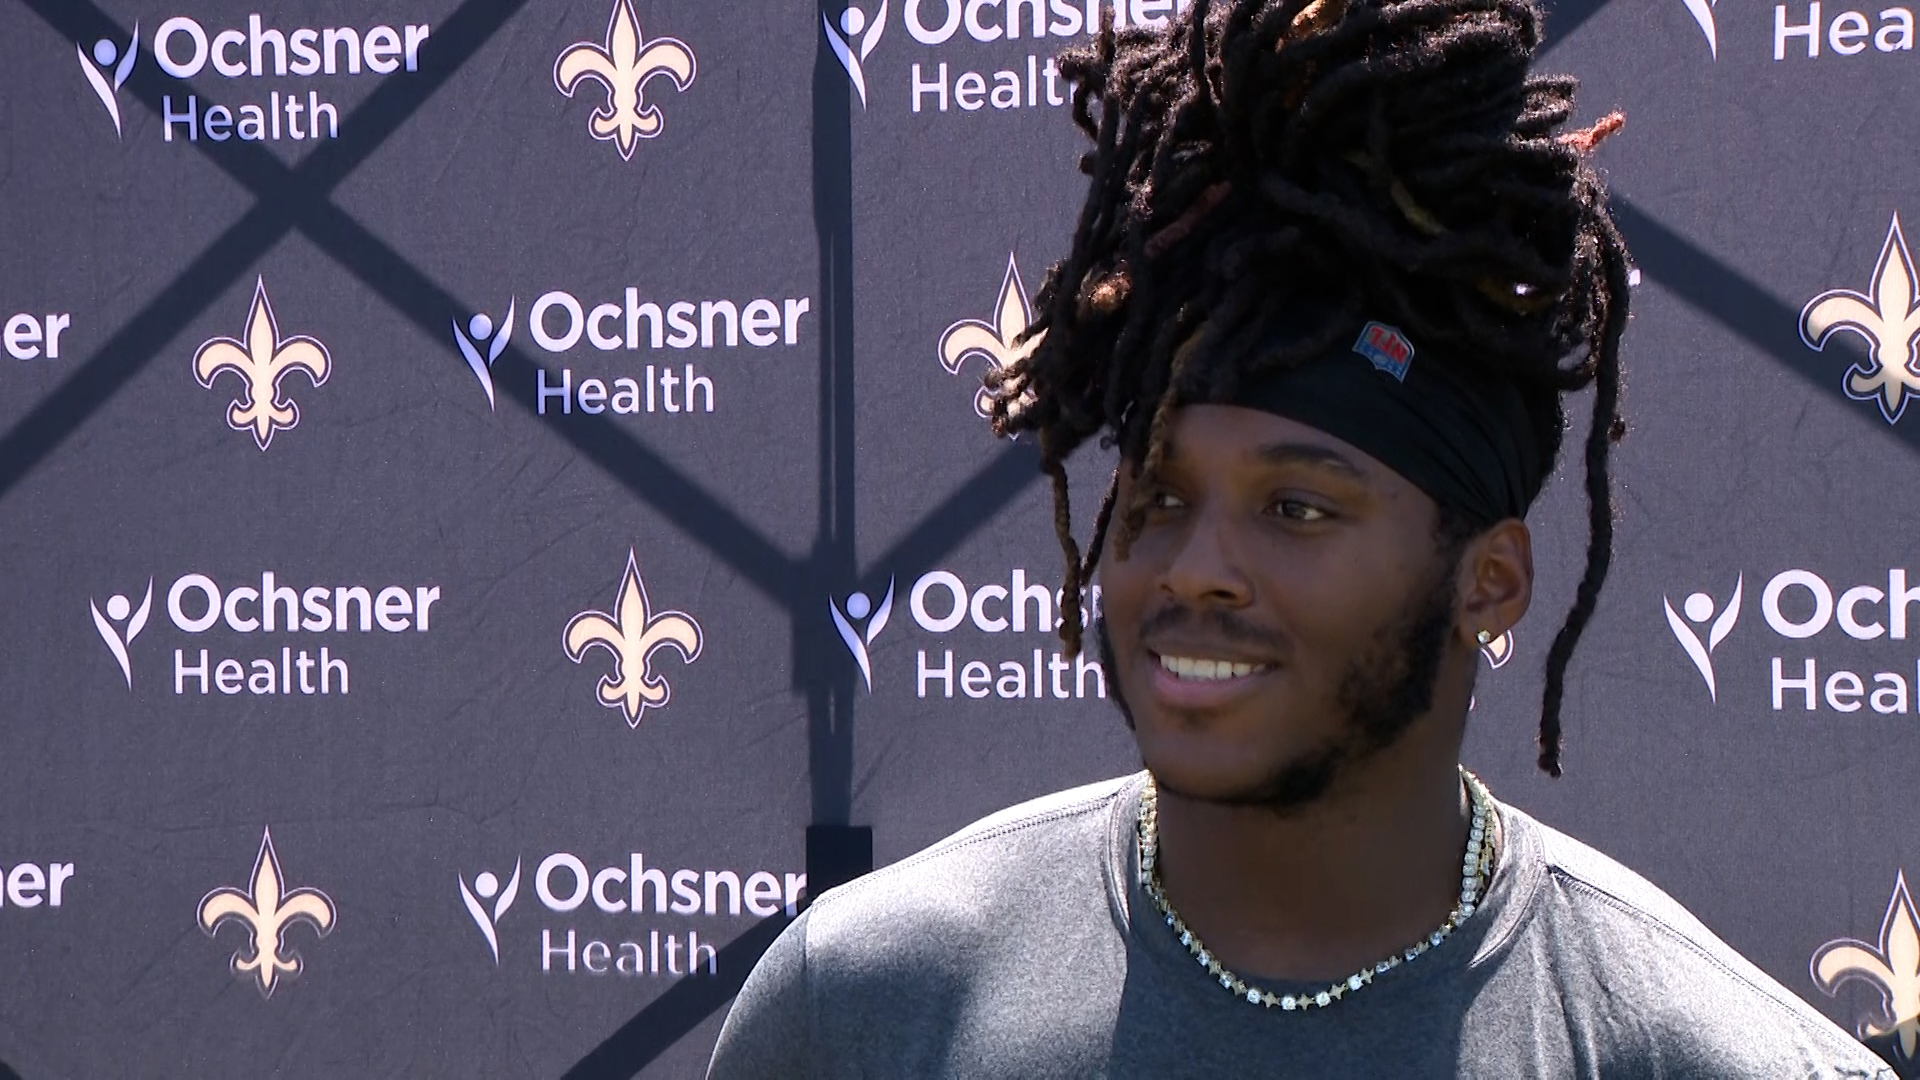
[77, 24, 140, 137]
[1664, 565, 1920, 714]
[1664, 575, 1742, 700]
[830, 579, 895, 692]
[452, 300, 514, 411]
[91, 579, 154, 689]
[459, 848, 801, 978]
[460, 860, 521, 965]
[89, 569, 443, 697]
[84, 13, 431, 144]
[824, 2, 888, 106]
[1681, 0, 1717, 58]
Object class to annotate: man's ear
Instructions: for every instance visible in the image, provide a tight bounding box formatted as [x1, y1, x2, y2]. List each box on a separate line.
[1455, 519, 1533, 646]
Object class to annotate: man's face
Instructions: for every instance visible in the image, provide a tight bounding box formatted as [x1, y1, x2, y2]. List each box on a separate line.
[1098, 404, 1469, 808]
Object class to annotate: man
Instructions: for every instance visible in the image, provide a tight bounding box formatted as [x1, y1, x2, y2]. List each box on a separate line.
[709, 0, 1895, 1074]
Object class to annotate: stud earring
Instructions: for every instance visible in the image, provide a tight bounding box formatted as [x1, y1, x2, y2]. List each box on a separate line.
[1475, 629, 1493, 646]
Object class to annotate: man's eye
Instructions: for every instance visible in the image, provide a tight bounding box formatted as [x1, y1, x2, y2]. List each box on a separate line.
[1149, 490, 1186, 510]
[1274, 499, 1329, 522]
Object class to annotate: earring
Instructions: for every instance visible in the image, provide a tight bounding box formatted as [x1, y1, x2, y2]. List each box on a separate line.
[1475, 629, 1493, 646]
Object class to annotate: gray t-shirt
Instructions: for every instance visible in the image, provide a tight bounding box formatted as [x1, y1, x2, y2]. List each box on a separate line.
[708, 774, 1894, 1078]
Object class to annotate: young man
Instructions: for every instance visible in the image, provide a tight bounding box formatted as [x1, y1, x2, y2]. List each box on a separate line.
[709, 0, 1895, 1074]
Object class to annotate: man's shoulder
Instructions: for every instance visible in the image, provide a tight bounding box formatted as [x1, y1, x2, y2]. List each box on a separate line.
[707, 778, 1139, 1078]
[806, 774, 1134, 936]
[1506, 805, 1893, 1077]
[766, 774, 1135, 1024]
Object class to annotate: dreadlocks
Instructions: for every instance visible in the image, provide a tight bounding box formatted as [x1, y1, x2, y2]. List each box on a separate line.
[985, 0, 1630, 778]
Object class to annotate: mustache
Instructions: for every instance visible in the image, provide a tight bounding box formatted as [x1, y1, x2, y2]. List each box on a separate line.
[1135, 603, 1289, 656]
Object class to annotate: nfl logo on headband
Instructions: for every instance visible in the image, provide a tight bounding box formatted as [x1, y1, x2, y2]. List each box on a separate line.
[1353, 321, 1414, 381]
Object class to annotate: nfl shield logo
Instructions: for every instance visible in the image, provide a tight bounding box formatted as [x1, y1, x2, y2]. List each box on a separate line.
[1353, 322, 1414, 381]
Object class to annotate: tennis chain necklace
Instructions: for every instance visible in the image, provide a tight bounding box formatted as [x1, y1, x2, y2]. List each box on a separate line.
[1136, 767, 1497, 1011]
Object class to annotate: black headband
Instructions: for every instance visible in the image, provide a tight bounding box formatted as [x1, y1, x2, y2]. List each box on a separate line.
[1230, 322, 1545, 525]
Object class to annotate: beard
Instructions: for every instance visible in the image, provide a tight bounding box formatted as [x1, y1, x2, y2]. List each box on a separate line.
[1097, 558, 1460, 813]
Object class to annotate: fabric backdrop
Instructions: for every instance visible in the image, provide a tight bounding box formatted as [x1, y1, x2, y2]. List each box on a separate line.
[3, 0, 1917, 1075]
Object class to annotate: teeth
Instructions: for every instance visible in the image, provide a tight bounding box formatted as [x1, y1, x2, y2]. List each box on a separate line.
[1158, 655, 1267, 681]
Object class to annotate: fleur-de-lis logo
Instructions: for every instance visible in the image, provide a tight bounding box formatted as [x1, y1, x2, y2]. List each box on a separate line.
[554, 0, 697, 161]
[939, 253, 1043, 419]
[1812, 871, 1920, 1060]
[197, 827, 336, 999]
[564, 549, 703, 726]
[193, 278, 331, 450]
[1801, 214, 1920, 424]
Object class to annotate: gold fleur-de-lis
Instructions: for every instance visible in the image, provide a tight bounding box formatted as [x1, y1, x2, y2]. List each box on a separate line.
[554, 0, 696, 160]
[1812, 871, 1920, 1060]
[940, 254, 1044, 420]
[564, 549, 703, 726]
[1801, 214, 1920, 424]
[193, 278, 331, 450]
[197, 827, 336, 999]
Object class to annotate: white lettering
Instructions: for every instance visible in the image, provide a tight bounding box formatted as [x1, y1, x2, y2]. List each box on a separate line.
[1875, 671, 1911, 714]
[1762, 569, 1833, 638]
[1826, 669, 1866, 711]
[913, 62, 949, 112]
[1773, 656, 1817, 710]
[169, 574, 222, 633]
[531, 291, 584, 352]
[155, 17, 210, 78]
[1838, 585, 1886, 639]
[536, 853, 590, 912]
[969, 583, 1008, 632]
[908, 0, 964, 43]
[1777, 2, 1823, 57]
[911, 571, 968, 632]
[1831, 9, 1871, 51]
[918, 649, 954, 698]
[1879, 7, 1916, 48]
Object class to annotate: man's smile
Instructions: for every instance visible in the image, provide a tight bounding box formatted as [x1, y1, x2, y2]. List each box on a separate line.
[1145, 647, 1281, 710]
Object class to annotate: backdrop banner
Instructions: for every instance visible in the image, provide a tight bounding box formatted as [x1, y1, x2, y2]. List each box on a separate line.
[3, 0, 1919, 1075]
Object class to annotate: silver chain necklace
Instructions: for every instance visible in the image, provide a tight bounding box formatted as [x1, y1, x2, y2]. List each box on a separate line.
[1136, 767, 1497, 1011]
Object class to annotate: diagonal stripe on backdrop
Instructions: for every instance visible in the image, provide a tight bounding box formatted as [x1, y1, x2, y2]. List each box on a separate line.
[11, 1, 1047, 1075]
[284, 200, 806, 604]
[1, 0, 535, 499]
[1614, 195, 1920, 454]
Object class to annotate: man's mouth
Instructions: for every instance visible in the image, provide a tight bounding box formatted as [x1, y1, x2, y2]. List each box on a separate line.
[1155, 654, 1274, 682]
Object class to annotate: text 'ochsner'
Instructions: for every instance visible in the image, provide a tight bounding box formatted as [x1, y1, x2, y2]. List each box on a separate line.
[521, 288, 812, 419]
[464, 851, 805, 979]
[160, 571, 441, 697]
[910, 569, 1107, 701]
[148, 15, 431, 143]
